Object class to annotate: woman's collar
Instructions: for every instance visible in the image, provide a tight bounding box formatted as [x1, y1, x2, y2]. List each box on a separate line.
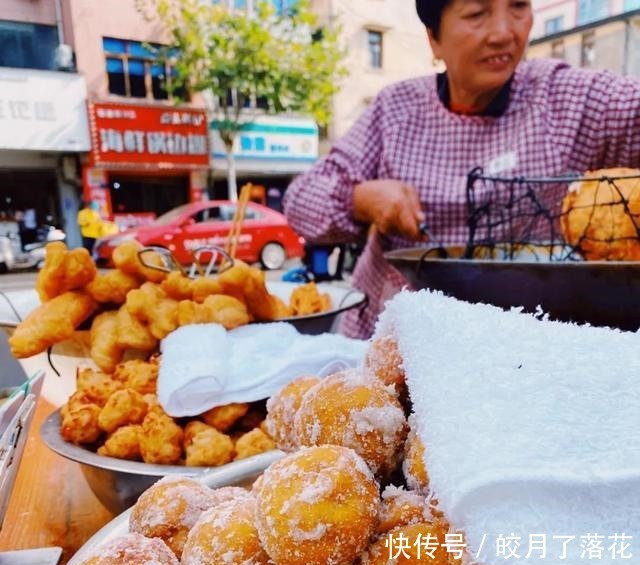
[436, 71, 514, 117]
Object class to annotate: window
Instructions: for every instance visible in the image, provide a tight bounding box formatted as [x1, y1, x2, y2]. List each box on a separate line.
[103, 37, 183, 101]
[624, 0, 640, 10]
[577, 0, 608, 24]
[581, 31, 596, 67]
[544, 15, 564, 35]
[0, 21, 58, 71]
[551, 39, 566, 59]
[192, 207, 221, 223]
[367, 30, 383, 69]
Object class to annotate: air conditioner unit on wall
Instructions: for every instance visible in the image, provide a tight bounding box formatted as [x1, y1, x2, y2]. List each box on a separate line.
[54, 44, 75, 71]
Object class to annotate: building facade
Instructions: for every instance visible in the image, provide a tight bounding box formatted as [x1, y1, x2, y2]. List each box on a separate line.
[529, 0, 640, 77]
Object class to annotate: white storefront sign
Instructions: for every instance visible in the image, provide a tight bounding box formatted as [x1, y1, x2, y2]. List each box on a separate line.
[210, 115, 318, 176]
[0, 68, 90, 152]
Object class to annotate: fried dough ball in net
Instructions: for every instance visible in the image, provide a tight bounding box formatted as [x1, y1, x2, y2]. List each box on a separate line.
[234, 428, 276, 460]
[183, 421, 234, 467]
[60, 403, 102, 445]
[201, 403, 250, 432]
[98, 389, 148, 434]
[295, 371, 407, 478]
[113, 359, 158, 395]
[77, 532, 178, 565]
[139, 411, 183, 465]
[377, 486, 432, 535]
[253, 445, 379, 565]
[403, 417, 429, 493]
[265, 375, 320, 453]
[182, 497, 271, 565]
[130, 476, 216, 559]
[364, 335, 407, 400]
[97, 424, 142, 461]
[357, 521, 450, 565]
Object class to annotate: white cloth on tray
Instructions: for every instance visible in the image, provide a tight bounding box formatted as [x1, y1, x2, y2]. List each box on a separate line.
[375, 290, 640, 565]
[158, 322, 367, 417]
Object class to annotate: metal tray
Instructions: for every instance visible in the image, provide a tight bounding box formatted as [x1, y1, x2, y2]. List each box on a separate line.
[40, 409, 283, 514]
[67, 449, 283, 565]
[385, 246, 640, 330]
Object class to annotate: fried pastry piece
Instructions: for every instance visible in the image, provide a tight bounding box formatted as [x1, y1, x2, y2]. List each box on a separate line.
[60, 389, 95, 420]
[191, 276, 224, 303]
[271, 294, 294, 318]
[125, 282, 179, 340]
[160, 271, 194, 300]
[139, 411, 183, 464]
[216, 260, 277, 321]
[36, 241, 97, 302]
[97, 424, 142, 460]
[9, 291, 98, 358]
[113, 359, 158, 395]
[201, 403, 250, 432]
[76, 367, 124, 407]
[114, 304, 158, 352]
[85, 269, 142, 304]
[289, 281, 332, 316]
[183, 421, 234, 467]
[61, 404, 102, 445]
[234, 428, 276, 460]
[98, 389, 148, 434]
[112, 240, 167, 283]
[90, 311, 124, 373]
[177, 294, 250, 329]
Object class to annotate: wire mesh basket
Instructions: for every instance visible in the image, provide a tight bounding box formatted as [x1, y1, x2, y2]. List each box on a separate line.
[462, 167, 640, 262]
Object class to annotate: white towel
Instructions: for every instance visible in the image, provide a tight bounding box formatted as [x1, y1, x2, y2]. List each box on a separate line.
[376, 290, 640, 565]
[158, 322, 368, 417]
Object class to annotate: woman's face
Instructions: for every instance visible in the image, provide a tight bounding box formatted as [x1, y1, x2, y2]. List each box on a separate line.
[429, 0, 532, 99]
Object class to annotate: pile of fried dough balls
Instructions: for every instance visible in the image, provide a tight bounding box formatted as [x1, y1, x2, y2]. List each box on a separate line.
[8, 240, 332, 370]
[60, 358, 276, 466]
[78, 335, 457, 565]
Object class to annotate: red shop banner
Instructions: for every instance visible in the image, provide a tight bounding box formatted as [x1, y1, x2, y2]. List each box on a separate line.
[88, 101, 209, 169]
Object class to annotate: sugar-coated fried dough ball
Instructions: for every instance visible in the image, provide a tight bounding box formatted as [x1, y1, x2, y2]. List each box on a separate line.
[113, 359, 158, 395]
[130, 476, 215, 559]
[265, 375, 320, 452]
[90, 311, 124, 373]
[182, 497, 271, 565]
[377, 486, 431, 535]
[77, 532, 178, 565]
[201, 403, 250, 432]
[61, 404, 102, 445]
[125, 282, 179, 340]
[85, 269, 141, 304]
[234, 428, 276, 460]
[254, 445, 379, 565]
[97, 424, 142, 460]
[403, 417, 429, 493]
[76, 368, 123, 407]
[364, 335, 407, 399]
[161, 271, 195, 300]
[561, 168, 640, 260]
[98, 389, 148, 434]
[8, 291, 97, 358]
[177, 294, 250, 329]
[183, 421, 234, 467]
[295, 371, 408, 478]
[112, 240, 167, 283]
[139, 411, 183, 464]
[36, 241, 97, 302]
[115, 304, 158, 352]
[209, 486, 254, 508]
[357, 521, 450, 564]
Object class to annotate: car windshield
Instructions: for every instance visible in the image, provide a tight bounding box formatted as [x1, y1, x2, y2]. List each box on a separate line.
[153, 204, 193, 226]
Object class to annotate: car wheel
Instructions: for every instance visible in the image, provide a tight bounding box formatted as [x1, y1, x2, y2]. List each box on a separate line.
[260, 242, 287, 270]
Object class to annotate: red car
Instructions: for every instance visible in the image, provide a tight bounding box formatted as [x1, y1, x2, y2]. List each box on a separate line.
[95, 200, 305, 270]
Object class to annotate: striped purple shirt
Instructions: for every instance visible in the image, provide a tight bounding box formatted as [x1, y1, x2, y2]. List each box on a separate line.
[283, 59, 640, 339]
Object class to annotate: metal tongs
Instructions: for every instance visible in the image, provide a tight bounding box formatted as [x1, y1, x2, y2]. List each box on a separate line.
[137, 245, 235, 279]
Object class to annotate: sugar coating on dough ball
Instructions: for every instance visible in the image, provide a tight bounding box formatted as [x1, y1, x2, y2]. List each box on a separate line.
[295, 370, 407, 478]
[253, 445, 380, 565]
[129, 476, 215, 558]
[77, 532, 178, 565]
[363, 335, 406, 396]
[377, 485, 432, 535]
[265, 375, 320, 452]
[403, 417, 429, 493]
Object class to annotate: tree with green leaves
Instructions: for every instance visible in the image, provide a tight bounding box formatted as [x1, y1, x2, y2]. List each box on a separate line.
[137, 0, 346, 201]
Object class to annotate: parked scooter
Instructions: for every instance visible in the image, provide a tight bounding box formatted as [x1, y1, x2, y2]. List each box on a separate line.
[0, 223, 65, 273]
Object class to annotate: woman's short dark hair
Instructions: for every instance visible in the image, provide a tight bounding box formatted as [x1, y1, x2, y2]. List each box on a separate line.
[416, 0, 451, 38]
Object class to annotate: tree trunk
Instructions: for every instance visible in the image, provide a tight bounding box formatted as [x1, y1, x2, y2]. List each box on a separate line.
[225, 142, 238, 202]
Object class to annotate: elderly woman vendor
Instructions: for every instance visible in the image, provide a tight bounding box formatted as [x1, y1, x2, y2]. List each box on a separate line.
[283, 0, 640, 339]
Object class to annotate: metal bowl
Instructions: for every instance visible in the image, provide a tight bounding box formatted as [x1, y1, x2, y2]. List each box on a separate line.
[385, 246, 640, 330]
[40, 409, 283, 514]
[67, 448, 283, 565]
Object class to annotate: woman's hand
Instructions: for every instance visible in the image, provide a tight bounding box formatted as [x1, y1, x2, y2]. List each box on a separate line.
[353, 179, 426, 239]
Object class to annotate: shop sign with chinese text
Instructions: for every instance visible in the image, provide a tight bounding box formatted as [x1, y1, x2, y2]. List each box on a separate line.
[88, 102, 209, 168]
